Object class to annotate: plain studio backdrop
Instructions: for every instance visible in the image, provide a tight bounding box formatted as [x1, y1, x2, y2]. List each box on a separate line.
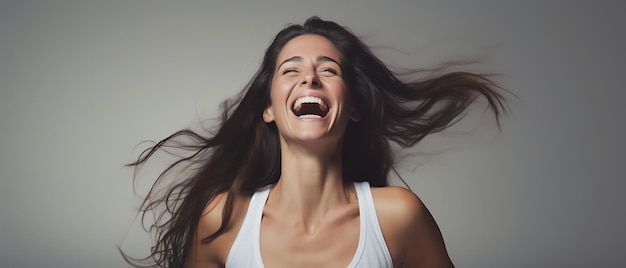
[1, 1, 624, 267]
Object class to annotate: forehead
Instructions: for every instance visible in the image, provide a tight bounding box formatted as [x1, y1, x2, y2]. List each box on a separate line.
[276, 34, 341, 65]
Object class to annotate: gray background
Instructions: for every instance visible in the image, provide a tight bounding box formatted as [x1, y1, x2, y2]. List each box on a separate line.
[1, 1, 624, 267]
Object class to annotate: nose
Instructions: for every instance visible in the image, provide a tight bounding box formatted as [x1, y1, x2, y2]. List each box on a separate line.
[300, 70, 320, 88]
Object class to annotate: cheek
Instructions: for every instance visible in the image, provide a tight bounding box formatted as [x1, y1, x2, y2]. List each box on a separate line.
[267, 82, 290, 116]
[324, 79, 349, 101]
[270, 78, 297, 101]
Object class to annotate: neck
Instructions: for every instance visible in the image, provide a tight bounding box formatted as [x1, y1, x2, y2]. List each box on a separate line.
[267, 138, 352, 229]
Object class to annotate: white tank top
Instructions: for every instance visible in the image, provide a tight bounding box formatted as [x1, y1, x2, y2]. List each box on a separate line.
[225, 181, 394, 267]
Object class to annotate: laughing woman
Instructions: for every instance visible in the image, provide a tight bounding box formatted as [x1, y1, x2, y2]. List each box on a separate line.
[123, 17, 507, 268]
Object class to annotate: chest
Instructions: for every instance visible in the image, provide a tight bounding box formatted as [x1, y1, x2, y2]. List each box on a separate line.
[259, 210, 360, 268]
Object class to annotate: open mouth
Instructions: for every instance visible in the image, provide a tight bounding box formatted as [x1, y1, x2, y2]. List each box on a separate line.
[292, 96, 329, 118]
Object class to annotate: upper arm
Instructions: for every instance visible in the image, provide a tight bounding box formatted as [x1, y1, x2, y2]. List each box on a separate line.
[373, 187, 454, 268]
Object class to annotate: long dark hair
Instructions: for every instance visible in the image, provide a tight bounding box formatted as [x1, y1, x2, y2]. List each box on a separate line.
[122, 16, 507, 267]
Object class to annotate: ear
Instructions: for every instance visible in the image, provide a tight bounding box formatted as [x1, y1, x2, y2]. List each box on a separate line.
[350, 109, 361, 122]
[263, 106, 275, 123]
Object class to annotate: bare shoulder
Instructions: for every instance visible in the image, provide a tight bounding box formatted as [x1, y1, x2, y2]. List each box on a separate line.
[187, 192, 251, 268]
[196, 192, 243, 237]
[371, 186, 454, 268]
[370, 186, 426, 232]
[371, 186, 423, 215]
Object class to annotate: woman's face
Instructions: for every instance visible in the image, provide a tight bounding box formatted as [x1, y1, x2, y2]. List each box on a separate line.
[264, 34, 357, 145]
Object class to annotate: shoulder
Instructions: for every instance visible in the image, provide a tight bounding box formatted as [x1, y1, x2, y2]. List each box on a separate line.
[371, 186, 425, 231]
[197, 192, 248, 237]
[371, 186, 454, 267]
[187, 191, 252, 268]
[197, 191, 252, 243]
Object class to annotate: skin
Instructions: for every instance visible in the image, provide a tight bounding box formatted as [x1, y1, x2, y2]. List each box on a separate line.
[187, 34, 454, 268]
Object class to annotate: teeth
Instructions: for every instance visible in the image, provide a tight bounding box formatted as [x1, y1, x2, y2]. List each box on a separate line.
[293, 96, 327, 111]
[298, 114, 322, 119]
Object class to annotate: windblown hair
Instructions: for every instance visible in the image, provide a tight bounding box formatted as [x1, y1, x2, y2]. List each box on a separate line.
[122, 16, 507, 267]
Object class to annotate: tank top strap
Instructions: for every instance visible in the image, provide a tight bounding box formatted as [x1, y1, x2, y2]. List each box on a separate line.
[225, 184, 271, 267]
[350, 181, 394, 267]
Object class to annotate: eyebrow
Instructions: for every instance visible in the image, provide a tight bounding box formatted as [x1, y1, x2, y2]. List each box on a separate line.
[277, 56, 342, 70]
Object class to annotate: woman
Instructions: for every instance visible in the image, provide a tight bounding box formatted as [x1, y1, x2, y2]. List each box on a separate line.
[124, 17, 506, 267]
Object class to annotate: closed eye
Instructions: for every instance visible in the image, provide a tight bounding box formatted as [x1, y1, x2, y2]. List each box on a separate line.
[282, 68, 297, 75]
[319, 68, 338, 75]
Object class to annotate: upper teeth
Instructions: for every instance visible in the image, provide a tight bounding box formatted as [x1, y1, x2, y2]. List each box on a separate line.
[293, 96, 326, 110]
